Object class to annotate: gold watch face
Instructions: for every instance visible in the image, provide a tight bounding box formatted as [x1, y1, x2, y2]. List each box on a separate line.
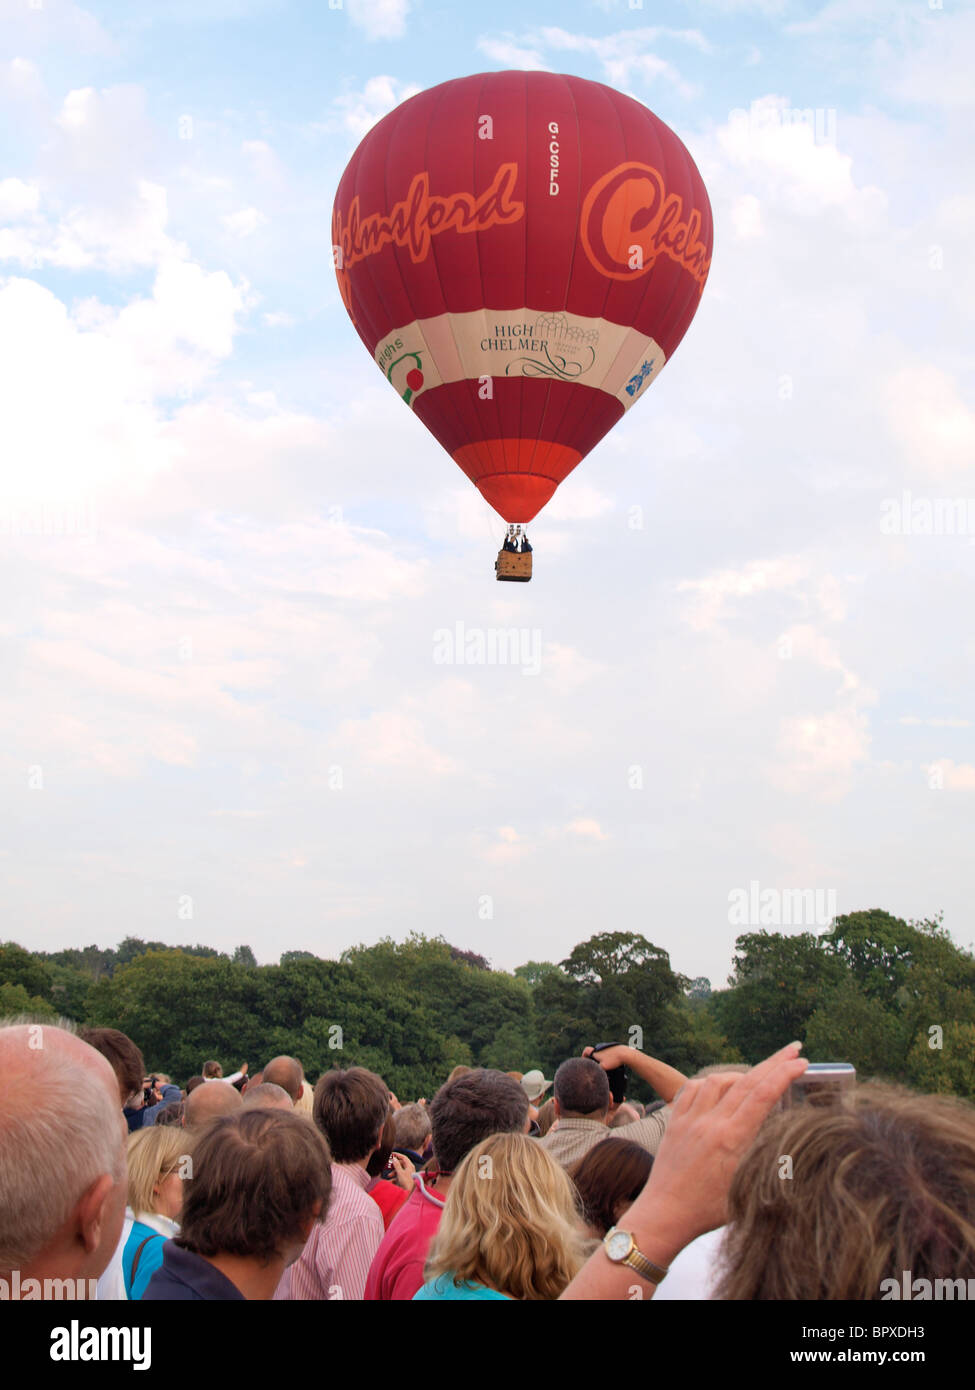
[605, 1229, 632, 1262]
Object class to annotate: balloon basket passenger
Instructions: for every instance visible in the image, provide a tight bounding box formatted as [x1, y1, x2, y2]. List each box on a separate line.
[496, 525, 533, 582]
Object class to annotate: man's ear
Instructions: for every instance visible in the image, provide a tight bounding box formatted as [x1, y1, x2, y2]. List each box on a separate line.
[301, 1202, 322, 1239]
[76, 1173, 116, 1254]
[552, 1098, 561, 1119]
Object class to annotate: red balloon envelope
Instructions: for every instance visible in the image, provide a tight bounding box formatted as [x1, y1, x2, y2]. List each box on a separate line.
[332, 71, 713, 525]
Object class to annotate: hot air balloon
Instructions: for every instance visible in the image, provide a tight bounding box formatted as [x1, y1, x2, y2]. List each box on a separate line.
[332, 71, 713, 581]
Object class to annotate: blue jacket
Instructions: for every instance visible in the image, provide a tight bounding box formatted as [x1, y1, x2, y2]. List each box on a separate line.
[123, 1084, 182, 1131]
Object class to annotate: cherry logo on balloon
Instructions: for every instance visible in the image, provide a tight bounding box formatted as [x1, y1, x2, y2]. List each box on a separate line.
[406, 368, 424, 392]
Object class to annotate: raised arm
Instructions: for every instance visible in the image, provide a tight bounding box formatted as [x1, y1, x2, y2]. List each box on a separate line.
[560, 1042, 807, 1300]
[584, 1044, 687, 1102]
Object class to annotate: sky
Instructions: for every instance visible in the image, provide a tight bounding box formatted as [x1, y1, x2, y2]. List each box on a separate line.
[1, 0, 973, 988]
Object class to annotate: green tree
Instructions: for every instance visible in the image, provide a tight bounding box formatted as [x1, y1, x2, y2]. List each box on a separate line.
[513, 961, 561, 988]
[0, 942, 54, 1001]
[530, 932, 685, 1085]
[0, 980, 57, 1018]
[905, 1022, 975, 1098]
[821, 910, 921, 998]
[712, 932, 845, 1063]
[804, 977, 909, 1079]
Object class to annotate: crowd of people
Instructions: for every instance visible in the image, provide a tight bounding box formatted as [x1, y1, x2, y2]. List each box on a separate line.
[2, 1014, 975, 1301]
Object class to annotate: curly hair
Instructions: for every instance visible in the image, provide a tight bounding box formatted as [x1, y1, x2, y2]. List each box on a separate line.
[424, 1133, 588, 1300]
[715, 1081, 975, 1300]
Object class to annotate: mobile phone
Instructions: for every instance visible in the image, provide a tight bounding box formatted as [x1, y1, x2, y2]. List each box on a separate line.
[589, 1042, 627, 1105]
[788, 1061, 855, 1106]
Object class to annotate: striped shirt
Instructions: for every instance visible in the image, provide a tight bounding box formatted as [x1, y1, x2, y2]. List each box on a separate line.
[275, 1162, 384, 1301]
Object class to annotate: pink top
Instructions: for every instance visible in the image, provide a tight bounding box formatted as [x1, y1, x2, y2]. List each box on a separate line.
[276, 1162, 384, 1302]
[365, 1175, 446, 1302]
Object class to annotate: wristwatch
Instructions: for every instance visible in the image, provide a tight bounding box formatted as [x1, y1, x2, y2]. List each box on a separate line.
[602, 1226, 668, 1285]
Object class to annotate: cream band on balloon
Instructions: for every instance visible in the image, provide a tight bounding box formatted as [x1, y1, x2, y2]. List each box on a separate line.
[374, 309, 666, 411]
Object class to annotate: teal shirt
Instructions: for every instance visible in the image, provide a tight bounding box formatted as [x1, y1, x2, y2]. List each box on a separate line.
[123, 1221, 170, 1300]
[413, 1274, 510, 1301]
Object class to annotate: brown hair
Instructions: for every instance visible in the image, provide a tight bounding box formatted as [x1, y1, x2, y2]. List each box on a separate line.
[424, 1133, 587, 1300]
[313, 1067, 389, 1163]
[553, 1057, 610, 1118]
[366, 1111, 398, 1179]
[177, 1109, 332, 1263]
[536, 1098, 557, 1137]
[446, 1065, 474, 1086]
[202, 1061, 223, 1079]
[715, 1082, 975, 1300]
[568, 1139, 653, 1238]
[429, 1069, 528, 1175]
[79, 1027, 144, 1104]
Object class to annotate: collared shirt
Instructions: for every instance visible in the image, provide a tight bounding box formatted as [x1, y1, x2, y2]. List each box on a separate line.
[143, 1242, 245, 1301]
[276, 1161, 384, 1302]
[609, 1108, 669, 1156]
[538, 1109, 670, 1168]
[538, 1117, 611, 1168]
[365, 1175, 446, 1302]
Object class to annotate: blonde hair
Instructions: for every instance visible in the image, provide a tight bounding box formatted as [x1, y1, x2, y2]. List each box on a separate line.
[715, 1082, 975, 1300]
[127, 1126, 193, 1219]
[294, 1079, 315, 1115]
[424, 1133, 587, 1300]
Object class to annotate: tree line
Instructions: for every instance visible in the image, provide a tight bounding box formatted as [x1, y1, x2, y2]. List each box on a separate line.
[1, 908, 972, 1100]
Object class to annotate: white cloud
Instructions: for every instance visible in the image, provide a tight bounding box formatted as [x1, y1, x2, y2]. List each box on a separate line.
[0, 0, 114, 53]
[675, 557, 809, 632]
[329, 76, 421, 142]
[477, 26, 703, 97]
[898, 717, 971, 728]
[730, 193, 764, 239]
[542, 643, 606, 690]
[0, 178, 40, 218]
[336, 710, 458, 775]
[543, 483, 615, 522]
[925, 761, 975, 790]
[345, 0, 410, 42]
[476, 37, 550, 71]
[0, 56, 46, 103]
[883, 366, 975, 478]
[222, 206, 268, 238]
[772, 708, 872, 800]
[718, 98, 885, 220]
[565, 817, 609, 841]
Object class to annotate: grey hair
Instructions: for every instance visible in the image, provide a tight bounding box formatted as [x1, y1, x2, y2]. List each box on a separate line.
[0, 1021, 125, 1272]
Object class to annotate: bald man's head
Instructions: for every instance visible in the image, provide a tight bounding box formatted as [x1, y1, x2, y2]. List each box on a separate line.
[0, 1021, 127, 1284]
[263, 1056, 302, 1103]
[242, 1083, 294, 1113]
[185, 1079, 243, 1128]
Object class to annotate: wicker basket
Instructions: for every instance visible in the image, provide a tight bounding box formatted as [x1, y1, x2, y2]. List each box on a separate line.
[495, 549, 533, 582]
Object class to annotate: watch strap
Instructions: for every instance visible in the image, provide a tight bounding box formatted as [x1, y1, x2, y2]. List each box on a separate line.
[604, 1227, 669, 1285]
[623, 1245, 668, 1285]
